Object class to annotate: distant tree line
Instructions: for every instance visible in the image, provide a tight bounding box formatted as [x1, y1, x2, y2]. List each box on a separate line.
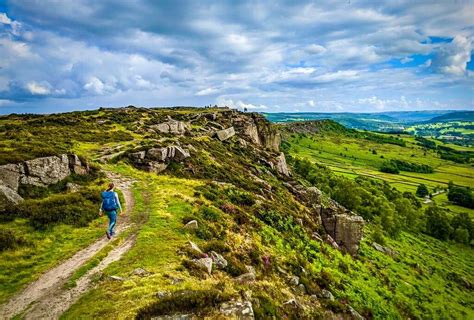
[380, 159, 434, 174]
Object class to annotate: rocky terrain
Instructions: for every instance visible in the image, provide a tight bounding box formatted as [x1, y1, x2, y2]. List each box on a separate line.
[0, 107, 472, 319]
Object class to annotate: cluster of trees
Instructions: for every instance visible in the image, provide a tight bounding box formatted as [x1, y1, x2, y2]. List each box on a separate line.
[289, 156, 473, 245]
[380, 160, 434, 174]
[447, 183, 473, 208]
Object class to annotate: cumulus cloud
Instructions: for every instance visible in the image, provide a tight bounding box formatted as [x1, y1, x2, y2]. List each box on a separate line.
[217, 98, 268, 110]
[0, 1, 473, 114]
[431, 35, 472, 76]
[26, 82, 50, 95]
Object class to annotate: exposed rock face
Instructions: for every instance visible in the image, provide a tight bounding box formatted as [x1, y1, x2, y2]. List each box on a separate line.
[275, 153, 290, 176]
[0, 185, 24, 211]
[193, 257, 213, 275]
[321, 201, 364, 255]
[234, 272, 256, 284]
[219, 300, 254, 319]
[231, 113, 280, 151]
[307, 187, 322, 204]
[210, 251, 228, 269]
[152, 118, 187, 134]
[21, 154, 71, 186]
[0, 164, 23, 191]
[184, 220, 199, 229]
[128, 146, 190, 173]
[216, 127, 236, 141]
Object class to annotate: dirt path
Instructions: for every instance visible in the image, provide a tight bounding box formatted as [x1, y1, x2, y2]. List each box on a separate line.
[0, 172, 136, 319]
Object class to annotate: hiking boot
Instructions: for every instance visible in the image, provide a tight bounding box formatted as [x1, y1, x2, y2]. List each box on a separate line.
[106, 231, 111, 239]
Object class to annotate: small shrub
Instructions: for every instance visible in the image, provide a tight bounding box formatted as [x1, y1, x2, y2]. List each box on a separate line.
[225, 256, 248, 277]
[199, 206, 220, 222]
[0, 229, 29, 251]
[253, 294, 278, 319]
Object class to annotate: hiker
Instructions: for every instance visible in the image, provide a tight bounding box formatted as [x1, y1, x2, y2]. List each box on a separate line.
[99, 182, 122, 239]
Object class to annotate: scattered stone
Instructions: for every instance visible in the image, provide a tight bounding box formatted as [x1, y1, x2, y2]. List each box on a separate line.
[68, 154, 88, 175]
[216, 127, 235, 141]
[289, 275, 300, 286]
[371, 242, 396, 257]
[283, 298, 302, 309]
[295, 284, 306, 295]
[184, 220, 198, 230]
[146, 162, 168, 173]
[152, 314, 193, 320]
[210, 251, 228, 269]
[307, 187, 322, 204]
[234, 272, 256, 284]
[245, 265, 256, 275]
[321, 289, 334, 301]
[129, 151, 146, 162]
[189, 241, 203, 255]
[66, 182, 81, 192]
[0, 185, 24, 211]
[132, 268, 151, 277]
[193, 258, 213, 275]
[312, 232, 323, 242]
[108, 275, 126, 281]
[324, 234, 339, 249]
[310, 294, 318, 301]
[348, 305, 365, 320]
[219, 300, 254, 319]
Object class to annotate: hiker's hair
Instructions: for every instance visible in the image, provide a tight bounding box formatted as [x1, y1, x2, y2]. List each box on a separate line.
[106, 183, 114, 191]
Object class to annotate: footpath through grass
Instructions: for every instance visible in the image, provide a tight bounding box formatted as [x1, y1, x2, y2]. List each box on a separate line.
[61, 164, 217, 319]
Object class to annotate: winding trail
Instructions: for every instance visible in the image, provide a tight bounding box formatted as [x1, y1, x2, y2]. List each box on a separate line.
[0, 172, 136, 319]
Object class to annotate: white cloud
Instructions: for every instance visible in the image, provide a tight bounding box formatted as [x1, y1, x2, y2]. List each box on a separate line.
[83, 77, 106, 95]
[308, 100, 315, 107]
[0, 13, 12, 25]
[400, 57, 413, 64]
[196, 87, 219, 96]
[26, 82, 51, 95]
[432, 35, 472, 76]
[217, 98, 267, 110]
[305, 44, 326, 55]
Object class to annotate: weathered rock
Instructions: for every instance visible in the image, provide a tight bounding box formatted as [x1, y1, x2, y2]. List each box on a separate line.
[371, 242, 396, 257]
[130, 151, 146, 162]
[307, 187, 322, 204]
[295, 284, 306, 295]
[216, 127, 235, 141]
[189, 241, 203, 255]
[147, 148, 168, 161]
[68, 154, 88, 175]
[275, 153, 290, 176]
[321, 289, 335, 301]
[324, 234, 339, 249]
[172, 146, 190, 161]
[21, 155, 70, 186]
[146, 162, 168, 173]
[108, 275, 126, 281]
[245, 265, 256, 275]
[152, 314, 194, 320]
[184, 220, 198, 229]
[66, 182, 81, 192]
[152, 119, 187, 134]
[242, 122, 260, 145]
[234, 272, 256, 284]
[321, 202, 364, 255]
[334, 214, 364, 255]
[289, 275, 300, 286]
[0, 185, 24, 211]
[210, 251, 228, 269]
[193, 257, 213, 275]
[132, 268, 151, 277]
[220, 300, 254, 319]
[348, 306, 365, 320]
[0, 163, 23, 191]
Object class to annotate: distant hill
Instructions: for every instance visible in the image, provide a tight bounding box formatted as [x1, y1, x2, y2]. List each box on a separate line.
[264, 110, 473, 131]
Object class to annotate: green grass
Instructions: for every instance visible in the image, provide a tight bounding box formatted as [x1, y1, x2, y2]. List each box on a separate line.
[61, 164, 216, 319]
[285, 131, 474, 215]
[0, 218, 104, 304]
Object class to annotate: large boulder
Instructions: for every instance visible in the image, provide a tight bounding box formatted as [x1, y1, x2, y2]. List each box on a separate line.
[0, 185, 23, 211]
[21, 155, 70, 186]
[216, 127, 235, 141]
[0, 163, 23, 191]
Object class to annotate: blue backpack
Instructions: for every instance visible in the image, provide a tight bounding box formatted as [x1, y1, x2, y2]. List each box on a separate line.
[101, 191, 117, 211]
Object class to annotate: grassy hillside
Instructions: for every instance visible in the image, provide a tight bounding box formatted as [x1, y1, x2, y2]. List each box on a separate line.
[282, 120, 474, 219]
[0, 108, 473, 319]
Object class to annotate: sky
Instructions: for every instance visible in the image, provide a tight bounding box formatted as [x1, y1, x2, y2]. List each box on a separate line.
[0, 0, 473, 114]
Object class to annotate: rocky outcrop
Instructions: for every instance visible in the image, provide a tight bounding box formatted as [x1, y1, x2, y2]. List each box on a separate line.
[274, 153, 290, 176]
[0, 163, 23, 191]
[21, 154, 71, 186]
[321, 201, 364, 255]
[216, 127, 235, 141]
[230, 113, 281, 151]
[0, 185, 24, 211]
[151, 118, 187, 134]
[128, 145, 190, 173]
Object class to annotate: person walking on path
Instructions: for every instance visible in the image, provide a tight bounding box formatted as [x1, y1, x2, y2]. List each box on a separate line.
[99, 182, 122, 239]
